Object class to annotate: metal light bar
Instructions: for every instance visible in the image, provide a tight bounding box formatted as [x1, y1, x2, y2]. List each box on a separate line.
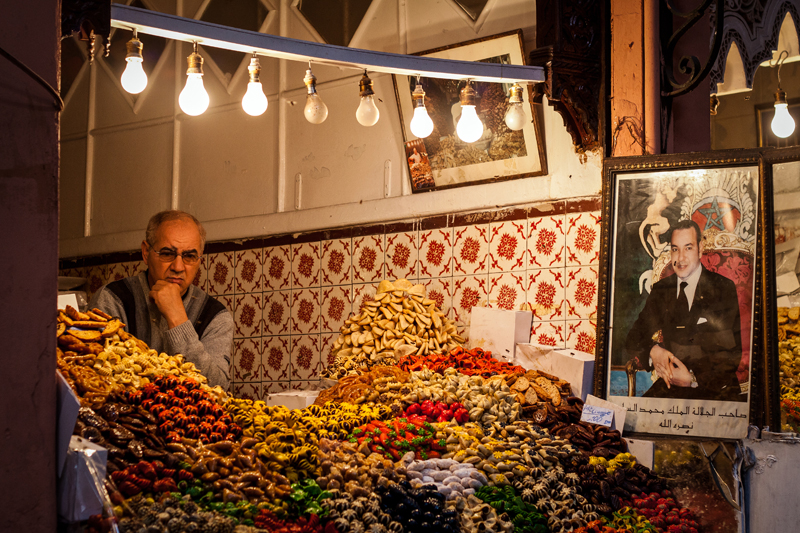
[110, 4, 544, 84]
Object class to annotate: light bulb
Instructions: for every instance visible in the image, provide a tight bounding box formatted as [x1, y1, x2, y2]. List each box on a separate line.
[179, 45, 209, 116]
[356, 71, 380, 126]
[303, 67, 328, 124]
[121, 35, 147, 94]
[456, 83, 483, 143]
[409, 83, 433, 138]
[772, 89, 795, 138]
[504, 83, 526, 131]
[411, 106, 434, 138]
[457, 105, 483, 143]
[241, 56, 268, 116]
[180, 74, 209, 116]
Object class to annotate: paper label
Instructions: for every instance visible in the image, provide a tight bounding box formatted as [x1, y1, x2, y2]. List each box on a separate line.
[580, 404, 615, 427]
[585, 394, 628, 432]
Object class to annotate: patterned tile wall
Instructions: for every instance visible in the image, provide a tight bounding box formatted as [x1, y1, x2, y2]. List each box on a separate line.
[61, 198, 602, 399]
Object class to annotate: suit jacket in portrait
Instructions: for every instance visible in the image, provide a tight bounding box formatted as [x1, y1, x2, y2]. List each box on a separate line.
[625, 266, 744, 402]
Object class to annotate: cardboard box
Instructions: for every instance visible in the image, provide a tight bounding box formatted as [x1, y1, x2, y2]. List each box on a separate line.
[516, 344, 596, 400]
[469, 307, 533, 362]
[266, 390, 320, 410]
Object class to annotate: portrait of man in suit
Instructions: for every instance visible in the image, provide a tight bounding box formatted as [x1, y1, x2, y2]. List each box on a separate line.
[624, 219, 745, 402]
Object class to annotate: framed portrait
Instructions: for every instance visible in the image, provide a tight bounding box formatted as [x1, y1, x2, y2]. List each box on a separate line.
[595, 151, 765, 439]
[392, 30, 547, 193]
[756, 98, 800, 148]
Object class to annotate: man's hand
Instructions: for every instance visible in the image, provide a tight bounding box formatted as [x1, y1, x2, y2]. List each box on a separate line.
[667, 357, 694, 388]
[650, 345, 676, 388]
[149, 280, 189, 329]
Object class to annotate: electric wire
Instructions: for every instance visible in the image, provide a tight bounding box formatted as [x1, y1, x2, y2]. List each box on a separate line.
[0, 44, 64, 111]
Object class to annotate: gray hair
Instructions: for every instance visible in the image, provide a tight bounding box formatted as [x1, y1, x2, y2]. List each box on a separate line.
[145, 210, 206, 251]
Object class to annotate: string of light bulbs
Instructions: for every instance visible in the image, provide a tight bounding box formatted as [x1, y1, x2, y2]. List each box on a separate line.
[120, 34, 531, 141]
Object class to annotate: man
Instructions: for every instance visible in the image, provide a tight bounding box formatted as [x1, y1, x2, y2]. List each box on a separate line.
[625, 219, 744, 402]
[90, 210, 233, 389]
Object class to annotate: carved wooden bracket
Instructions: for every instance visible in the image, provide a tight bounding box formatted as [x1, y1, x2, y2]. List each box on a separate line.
[62, 0, 111, 62]
[529, 0, 602, 153]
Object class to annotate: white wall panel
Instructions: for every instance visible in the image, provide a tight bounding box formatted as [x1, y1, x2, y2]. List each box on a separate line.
[179, 107, 279, 220]
[90, 123, 173, 235]
[60, 138, 88, 241]
[61, 71, 90, 138]
[284, 72, 404, 211]
[59, 0, 603, 258]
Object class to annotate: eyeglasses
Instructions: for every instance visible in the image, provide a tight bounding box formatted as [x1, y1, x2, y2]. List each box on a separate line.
[148, 245, 201, 265]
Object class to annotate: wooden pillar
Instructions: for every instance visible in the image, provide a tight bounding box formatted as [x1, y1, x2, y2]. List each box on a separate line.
[610, 0, 660, 156]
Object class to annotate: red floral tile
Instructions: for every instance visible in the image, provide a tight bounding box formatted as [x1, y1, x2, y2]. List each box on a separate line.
[352, 283, 379, 315]
[292, 242, 320, 288]
[86, 264, 108, 299]
[489, 220, 527, 272]
[233, 338, 262, 382]
[291, 288, 320, 334]
[452, 275, 488, 326]
[190, 257, 207, 291]
[419, 277, 454, 319]
[263, 245, 292, 291]
[235, 249, 264, 293]
[291, 335, 321, 380]
[206, 252, 235, 295]
[453, 224, 489, 275]
[107, 262, 127, 283]
[262, 336, 291, 381]
[488, 272, 527, 311]
[124, 260, 146, 278]
[233, 293, 264, 337]
[566, 211, 601, 266]
[263, 291, 292, 335]
[320, 333, 339, 370]
[530, 321, 566, 349]
[353, 235, 385, 283]
[566, 266, 599, 320]
[458, 325, 470, 346]
[528, 215, 565, 269]
[320, 239, 352, 286]
[320, 286, 352, 333]
[264, 381, 291, 394]
[419, 228, 453, 278]
[216, 294, 235, 315]
[231, 382, 261, 401]
[566, 320, 597, 355]
[291, 380, 321, 390]
[60, 266, 87, 279]
[385, 232, 418, 281]
[525, 268, 566, 321]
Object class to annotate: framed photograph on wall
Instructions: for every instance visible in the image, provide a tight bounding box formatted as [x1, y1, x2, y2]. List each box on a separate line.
[595, 152, 764, 439]
[392, 30, 547, 193]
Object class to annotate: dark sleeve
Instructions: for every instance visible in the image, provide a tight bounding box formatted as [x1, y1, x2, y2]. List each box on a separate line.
[624, 285, 667, 364]
[692, 276, 742, 388]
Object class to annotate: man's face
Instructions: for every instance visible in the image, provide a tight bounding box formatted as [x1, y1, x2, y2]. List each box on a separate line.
[670, 227, 702, 279]
[141, 219, 203, 295]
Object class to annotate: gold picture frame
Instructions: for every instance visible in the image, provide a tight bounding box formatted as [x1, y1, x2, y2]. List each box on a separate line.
[392, 30, 547, 193]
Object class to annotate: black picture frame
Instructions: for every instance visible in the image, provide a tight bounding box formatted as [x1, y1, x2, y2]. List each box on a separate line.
[595, 150, 766, 439]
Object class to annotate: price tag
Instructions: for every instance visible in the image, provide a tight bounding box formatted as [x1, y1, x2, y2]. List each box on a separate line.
[580, 404, 615, 427]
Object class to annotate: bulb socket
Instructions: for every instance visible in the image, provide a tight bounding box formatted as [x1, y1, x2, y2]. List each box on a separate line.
[125, 37, 143, 60]
[248, 56, 261, 83]
[412, 84, 426, 109]
[508, 83, 523, 104]
[304, 68, 318, 95]
[186, 50, 204, 75]
[775, 88, 789, 106]
[460, 84, 476, 106]
[359, 72, 375, 97]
